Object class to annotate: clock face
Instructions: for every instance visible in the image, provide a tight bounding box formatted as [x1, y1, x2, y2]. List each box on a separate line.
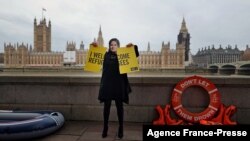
[183, 34, 187, 38]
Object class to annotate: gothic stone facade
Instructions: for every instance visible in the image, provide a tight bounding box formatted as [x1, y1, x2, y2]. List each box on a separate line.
[242, 45, 250, 61]
[193, 45, 242, 67]
[34, 18, 51, 52]
[4, 42, 87, 67]
[0, 53, 3, 64]
[4, 18, 186, 69]
[4, 18, 88, 67]
[139, 42, 185, 69]
[4, 43, 63, 67]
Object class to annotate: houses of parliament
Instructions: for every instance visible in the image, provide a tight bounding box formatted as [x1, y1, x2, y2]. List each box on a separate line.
[3, 17, 190, 69]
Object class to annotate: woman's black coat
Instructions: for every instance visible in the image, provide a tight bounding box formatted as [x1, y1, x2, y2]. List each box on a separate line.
[98, 46, 139, 104]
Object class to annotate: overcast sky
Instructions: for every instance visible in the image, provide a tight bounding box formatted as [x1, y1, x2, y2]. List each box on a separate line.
[0, 0, 250, 54]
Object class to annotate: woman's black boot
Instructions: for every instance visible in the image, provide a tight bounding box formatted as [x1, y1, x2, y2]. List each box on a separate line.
[118, 125, 123, 139]
[102, 125, 108, 138]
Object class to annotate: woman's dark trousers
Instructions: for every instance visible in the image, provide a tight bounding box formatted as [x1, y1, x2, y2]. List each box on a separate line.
[103, 100, 123, 138]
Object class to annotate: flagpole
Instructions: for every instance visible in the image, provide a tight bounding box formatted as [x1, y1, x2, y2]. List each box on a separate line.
[42, 8, 43, 20]
[42, 8, 46, 20]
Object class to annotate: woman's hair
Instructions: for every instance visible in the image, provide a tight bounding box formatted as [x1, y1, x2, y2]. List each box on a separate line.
[109, 38, 120, 48]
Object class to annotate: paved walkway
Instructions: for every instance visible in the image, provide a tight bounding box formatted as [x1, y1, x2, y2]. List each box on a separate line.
[34, 121, 144, 141]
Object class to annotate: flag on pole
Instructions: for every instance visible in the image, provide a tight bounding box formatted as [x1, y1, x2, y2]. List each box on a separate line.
[42, 8, 46, 11]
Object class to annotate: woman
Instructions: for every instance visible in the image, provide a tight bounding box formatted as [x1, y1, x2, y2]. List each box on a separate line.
[97, 38, 139, 139]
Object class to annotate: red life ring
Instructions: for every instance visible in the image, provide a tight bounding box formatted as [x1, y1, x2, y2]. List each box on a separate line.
[171, 75, 221, 123]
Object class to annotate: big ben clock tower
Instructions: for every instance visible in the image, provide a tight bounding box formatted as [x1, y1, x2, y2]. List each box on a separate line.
[177, 18, 190, 61]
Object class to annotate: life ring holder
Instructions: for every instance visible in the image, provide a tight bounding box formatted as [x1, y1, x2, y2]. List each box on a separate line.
[171, 75, 221, 123]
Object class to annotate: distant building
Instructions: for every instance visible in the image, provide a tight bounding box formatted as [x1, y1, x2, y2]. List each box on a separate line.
[3, 16, 186, 69]
[34, 18, 51, 52]
[4, 17, 87, 68]
[139, 41, 185, 69]
[193, 45, 242, 67]
[0, 53, 3, 64]
[242, 45, 250, 61]
[4, 42, 63, 67]
[4, 18, 62, 67]
[76, 41, 87, 66]
[64, 41, 88, 66]
[178, 18, 190, 62]
[4, 42, 87, 67]
[138, 19, 186, 69]
[97, 26, 104, 47]
[4, 43, 30, 67]
[66, 41, 76, 51]
[92, 20, 186, 69]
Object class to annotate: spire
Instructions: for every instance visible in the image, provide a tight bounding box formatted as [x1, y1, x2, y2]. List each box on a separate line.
[99, 25, 102, 36]
[180, 17, 188, 32]
[29, 45, 32, 52]
[34, 17, 37, 25]
[43, 17, 46, 24]
[97, 25, 104, 46]
[235, 44, 238, 49]
[49, 20, 51, 27]
[147, 42, 150, 52]
[80, 41, 84, 50]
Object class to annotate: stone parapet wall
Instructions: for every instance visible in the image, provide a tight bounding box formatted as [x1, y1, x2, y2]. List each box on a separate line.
[0, 75, 249, 124]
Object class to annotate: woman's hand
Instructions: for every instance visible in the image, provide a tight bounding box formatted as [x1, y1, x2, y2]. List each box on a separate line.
[90, 42, 98, 47]
[126, 43, 134, 48]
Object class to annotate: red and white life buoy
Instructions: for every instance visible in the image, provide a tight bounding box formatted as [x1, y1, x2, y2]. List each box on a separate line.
[171, 75, 221, 123]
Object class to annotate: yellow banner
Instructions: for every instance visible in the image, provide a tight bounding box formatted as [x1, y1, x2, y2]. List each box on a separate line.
[117, 46, 139, 74]
[84, 45, 107, 72]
